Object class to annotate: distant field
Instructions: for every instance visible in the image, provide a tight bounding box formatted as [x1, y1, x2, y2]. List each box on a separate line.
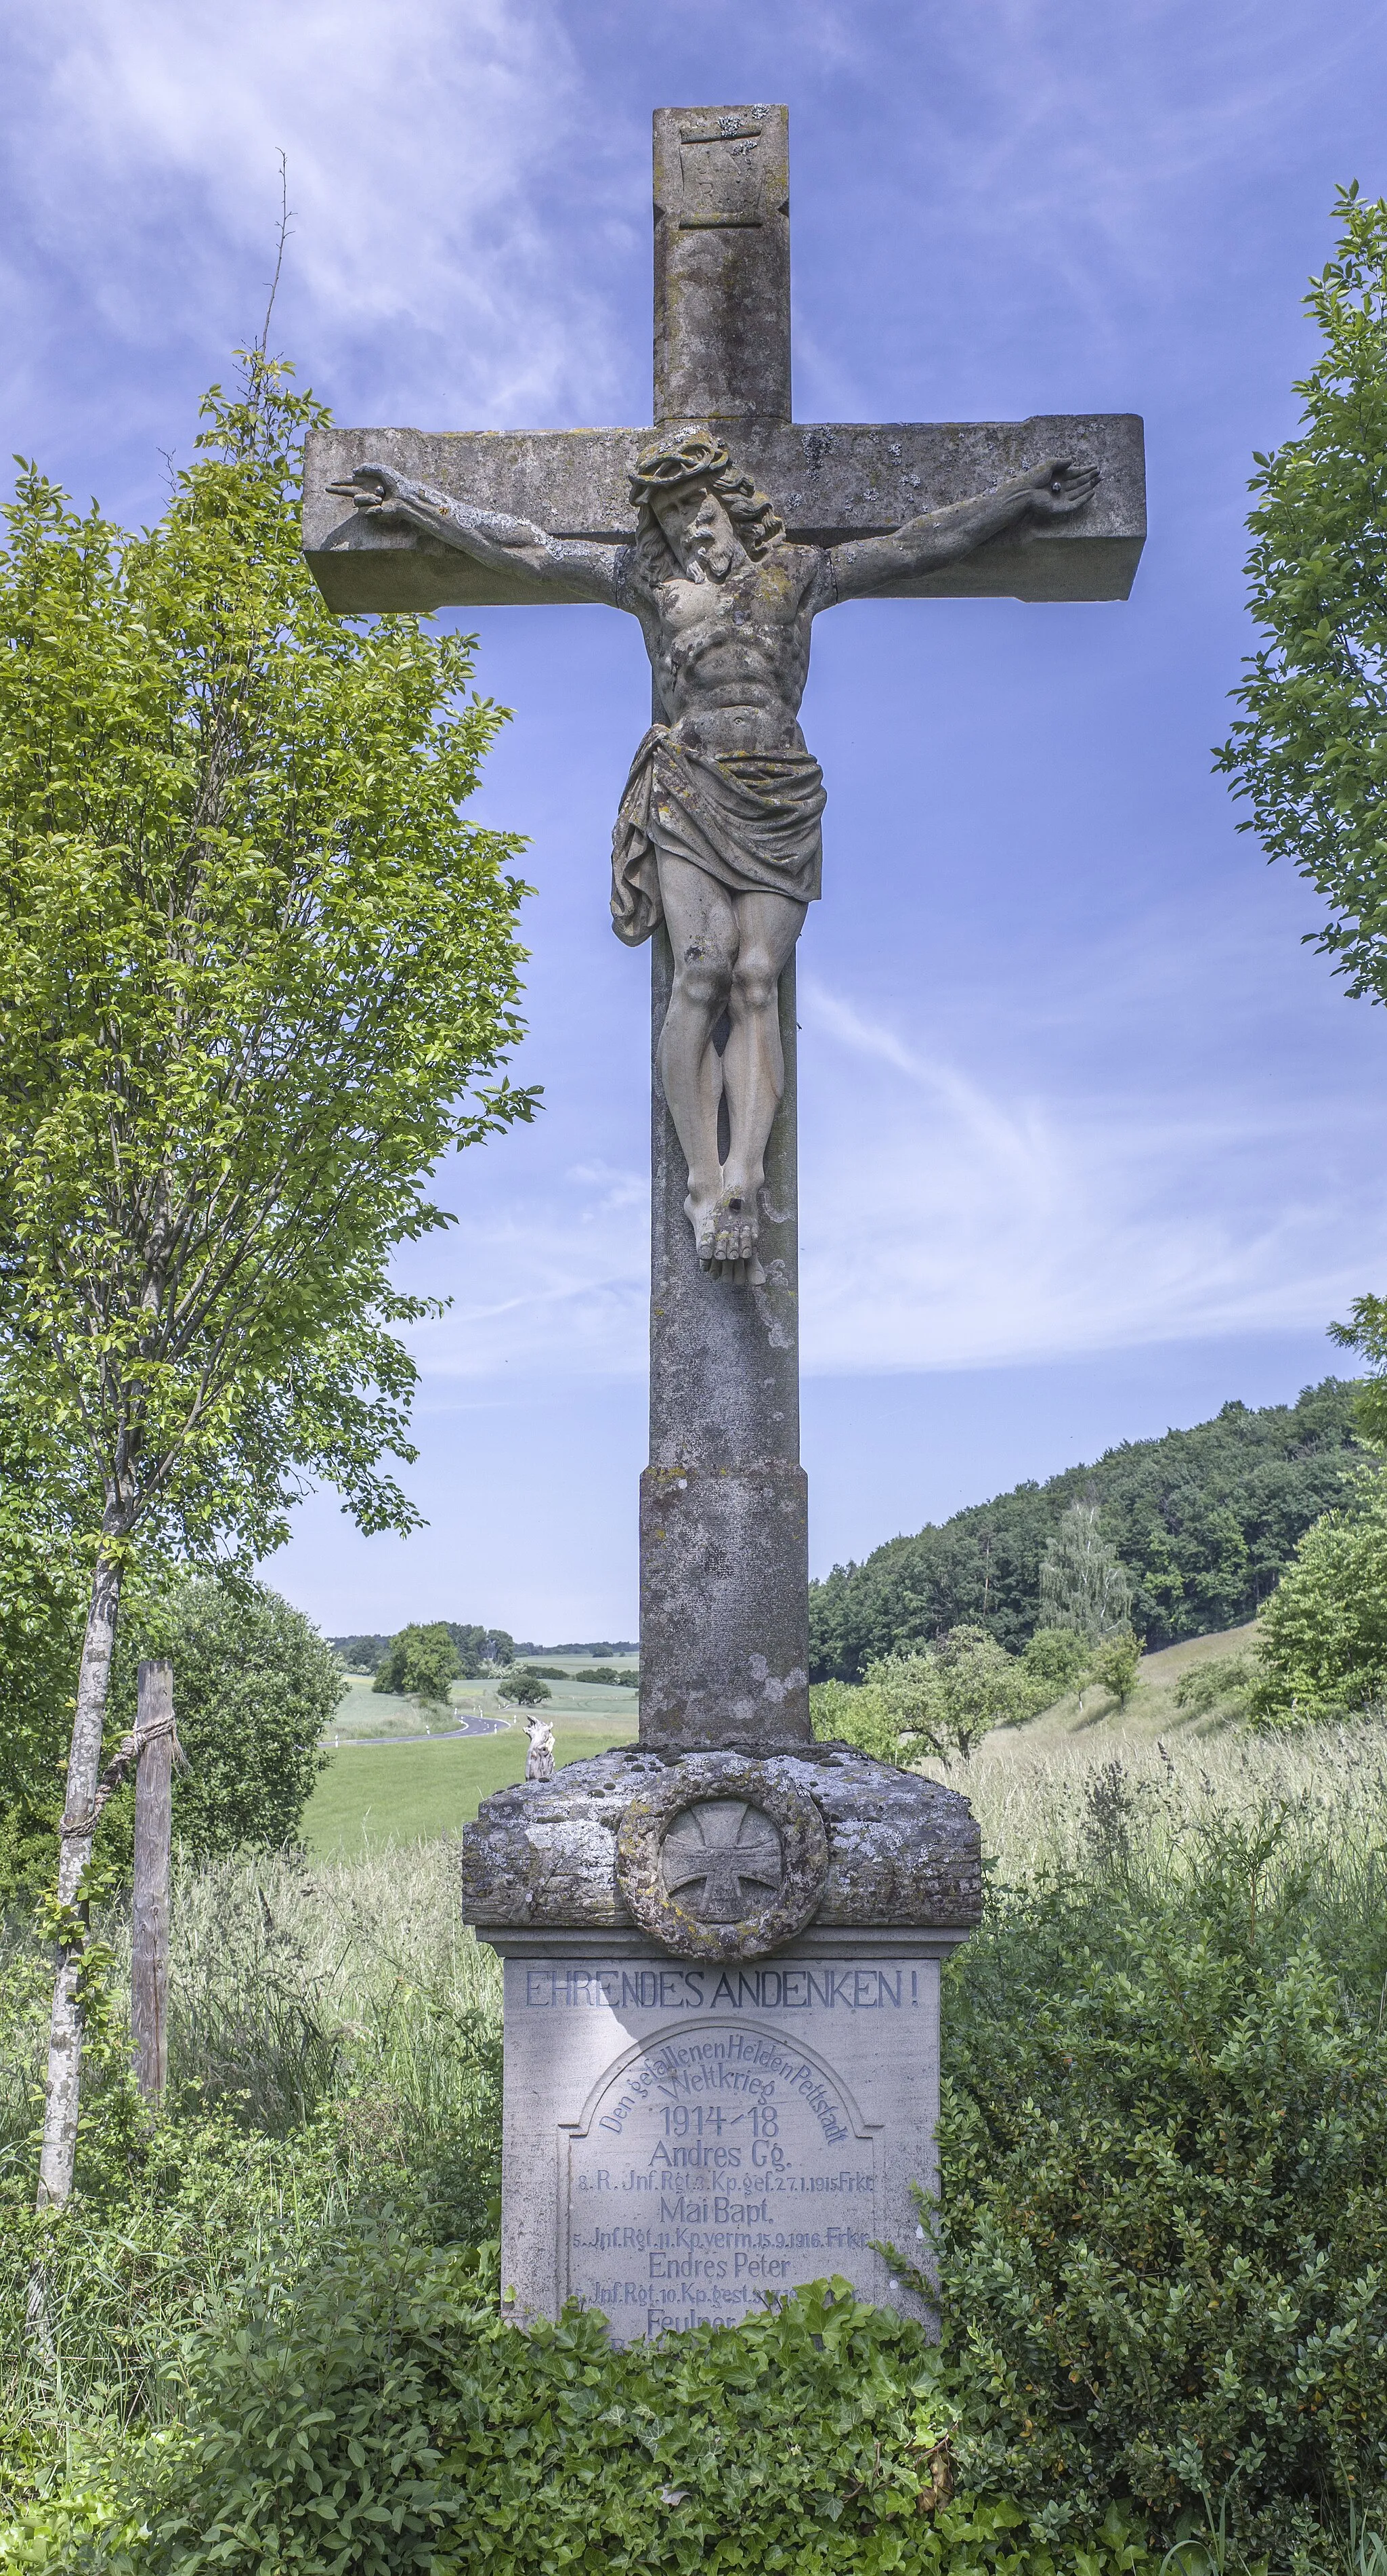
[330, 1659, 640, 1740]
[305, 1711, 639, 1853]
[312, 1628, 1262, 1854]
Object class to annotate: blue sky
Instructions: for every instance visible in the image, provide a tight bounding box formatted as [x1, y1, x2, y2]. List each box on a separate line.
[7, 1, 1387, 1642]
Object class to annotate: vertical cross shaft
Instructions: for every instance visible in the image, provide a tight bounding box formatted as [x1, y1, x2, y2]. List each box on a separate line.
[652, 105, 791, 425]
[639, 106, 811, 1755]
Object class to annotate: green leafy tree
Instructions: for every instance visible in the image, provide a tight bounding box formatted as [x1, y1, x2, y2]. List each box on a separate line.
[807, 1674, 905, 1765]
[497, 1669, 551, 1709]
[374, 1620, 461, 1709]
[1092, 1626, 1141, 1710]
[0, 1411, 89, 1905]
[1217, 186, 1387, 1009]
[1330, 1290, 1387, 1445]
[1039, 1502, 1134, 1640]
[815, 1627, 1045, 1769]
[1250, 1467, 1387, 1725]
[809, 1382, 1357, 1677]
[0, 356, 534, 2205]
[446, 1622, 514, 1673]
[1021, 1624, 1092, 1697]
[108, 1576, 343, 1857]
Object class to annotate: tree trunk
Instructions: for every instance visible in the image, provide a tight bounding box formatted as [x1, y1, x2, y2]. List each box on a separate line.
[36, 1544, 125, 2210]
[131, 1660, 173, 2103]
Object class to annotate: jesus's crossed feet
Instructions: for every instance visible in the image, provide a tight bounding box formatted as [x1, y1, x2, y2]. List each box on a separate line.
[686, 1180, 766, 1285]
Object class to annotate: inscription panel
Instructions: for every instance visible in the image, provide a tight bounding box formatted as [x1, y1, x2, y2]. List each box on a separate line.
[567, 2019, 875, 2331]
[497, 1945, 942, 2341]
[678, 121, 767, 228]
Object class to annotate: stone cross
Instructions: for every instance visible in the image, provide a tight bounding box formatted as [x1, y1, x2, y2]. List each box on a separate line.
[303, 103, 1144, 1779]
[303, 105, 1143, 2340]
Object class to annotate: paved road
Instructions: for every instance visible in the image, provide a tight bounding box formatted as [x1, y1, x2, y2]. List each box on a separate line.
[329, 1716, 512, 1748]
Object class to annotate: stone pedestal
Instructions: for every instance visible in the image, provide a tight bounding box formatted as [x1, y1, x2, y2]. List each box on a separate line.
[491, 1928, 961, 2342]
[461, 1743, 983, 2338]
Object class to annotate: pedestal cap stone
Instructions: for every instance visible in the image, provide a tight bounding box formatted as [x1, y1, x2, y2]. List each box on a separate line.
[456, 1744, 983, 1947]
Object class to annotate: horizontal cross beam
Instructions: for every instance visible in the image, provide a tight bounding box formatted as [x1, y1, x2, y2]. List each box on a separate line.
[302, 413, 1145, 615]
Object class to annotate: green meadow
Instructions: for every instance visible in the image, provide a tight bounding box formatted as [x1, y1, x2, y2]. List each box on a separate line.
[304, 1709, 639, 1851]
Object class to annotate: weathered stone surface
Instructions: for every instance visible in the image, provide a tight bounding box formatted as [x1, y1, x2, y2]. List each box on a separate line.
[456, 1745, 984, 1936]
[303, 411, 1145, 613]
[641, 942, 806, 1752]
[488, 1924, 954, 2338]
[640, 1462, 809, 1749]
[653, 104, 791, 425]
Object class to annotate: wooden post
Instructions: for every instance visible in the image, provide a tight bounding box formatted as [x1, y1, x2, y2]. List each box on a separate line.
[131, 1658, 173, 2103]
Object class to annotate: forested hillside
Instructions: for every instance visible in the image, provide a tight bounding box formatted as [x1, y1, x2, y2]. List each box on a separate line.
[809, 1378, 1363, 1678]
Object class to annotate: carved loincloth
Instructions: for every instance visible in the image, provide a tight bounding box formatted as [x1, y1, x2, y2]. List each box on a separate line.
[610, 724, 826, 946]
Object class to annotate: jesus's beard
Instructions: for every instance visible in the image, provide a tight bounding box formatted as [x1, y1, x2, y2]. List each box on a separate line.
[685, 534, 735, 583]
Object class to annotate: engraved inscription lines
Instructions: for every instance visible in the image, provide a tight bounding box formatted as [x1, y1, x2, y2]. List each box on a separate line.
[563, 2017, 880, 2330]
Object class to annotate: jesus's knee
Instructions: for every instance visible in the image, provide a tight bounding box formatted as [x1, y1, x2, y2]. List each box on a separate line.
[675, 944, 733, 1013]
[729, 953, 780, 1017]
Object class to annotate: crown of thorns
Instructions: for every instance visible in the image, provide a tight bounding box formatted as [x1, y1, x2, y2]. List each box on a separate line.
[628, 430, 731, 503]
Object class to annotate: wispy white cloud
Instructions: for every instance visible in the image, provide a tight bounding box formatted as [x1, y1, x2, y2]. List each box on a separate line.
[796, 971, 1387, 1371]
[3, 0, 628, 437]
[381, 939, 1387, 1391]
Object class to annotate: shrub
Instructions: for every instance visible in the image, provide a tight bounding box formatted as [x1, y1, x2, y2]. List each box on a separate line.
[1173, 1653, 1256, 1720]
[1021, 1628, 1092, 1697]
[810, 1674, 904, 1762]
[1249, 1468, 1387, 1725]
[1091, 1626, 1141, 1709]
[110, 1576, 344, 1860]
[497, 1669, 551, 1708]
[927, 1802, 1387, 2553]
[40, 2250, 1155, 2576]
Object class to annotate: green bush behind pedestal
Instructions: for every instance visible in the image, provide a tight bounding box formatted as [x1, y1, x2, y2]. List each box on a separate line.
[933, 1808, 1387, 2554]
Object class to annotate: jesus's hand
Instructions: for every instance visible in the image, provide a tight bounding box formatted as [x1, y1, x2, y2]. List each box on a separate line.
[1023, 458, 1101, 519]
[327, 463, 545, 552]
[326, 461, 440, 527]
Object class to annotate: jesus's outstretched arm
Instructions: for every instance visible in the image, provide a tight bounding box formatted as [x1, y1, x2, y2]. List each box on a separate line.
[828, 457, 1099, 602]
[326, 462, 625, 606]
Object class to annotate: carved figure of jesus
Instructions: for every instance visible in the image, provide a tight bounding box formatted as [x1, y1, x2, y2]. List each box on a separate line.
[332, 431, 1096, 1280]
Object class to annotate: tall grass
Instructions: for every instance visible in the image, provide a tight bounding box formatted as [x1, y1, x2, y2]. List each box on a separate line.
[5, 1722, 1387, 2534]
[0, 1844, 502, 2492]
[922, 1716, 1387, 1899]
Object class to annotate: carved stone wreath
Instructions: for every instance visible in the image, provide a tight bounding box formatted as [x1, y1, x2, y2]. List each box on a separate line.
[615, 1758, 829, 1959]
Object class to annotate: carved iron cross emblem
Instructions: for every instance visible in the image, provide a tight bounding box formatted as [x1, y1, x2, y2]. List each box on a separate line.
[660, 1798, 784, 1922]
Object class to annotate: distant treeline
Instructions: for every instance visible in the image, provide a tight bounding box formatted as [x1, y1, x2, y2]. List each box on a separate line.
[809, 1378, 1364, 1681]
[542, 1640, 638, 1657]
[332, 1628, 639, 1674]
[332, 1623, 517, 1676]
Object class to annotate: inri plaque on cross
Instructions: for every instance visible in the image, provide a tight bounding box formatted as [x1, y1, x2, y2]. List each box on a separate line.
[304, 106, 1143, 2338]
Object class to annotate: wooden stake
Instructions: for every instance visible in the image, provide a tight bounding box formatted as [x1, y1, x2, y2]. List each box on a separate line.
[131, 1660, 174, 2103]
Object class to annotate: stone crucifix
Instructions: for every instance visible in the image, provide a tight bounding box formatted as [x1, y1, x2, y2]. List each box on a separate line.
[303, 104, 1145, 1764]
